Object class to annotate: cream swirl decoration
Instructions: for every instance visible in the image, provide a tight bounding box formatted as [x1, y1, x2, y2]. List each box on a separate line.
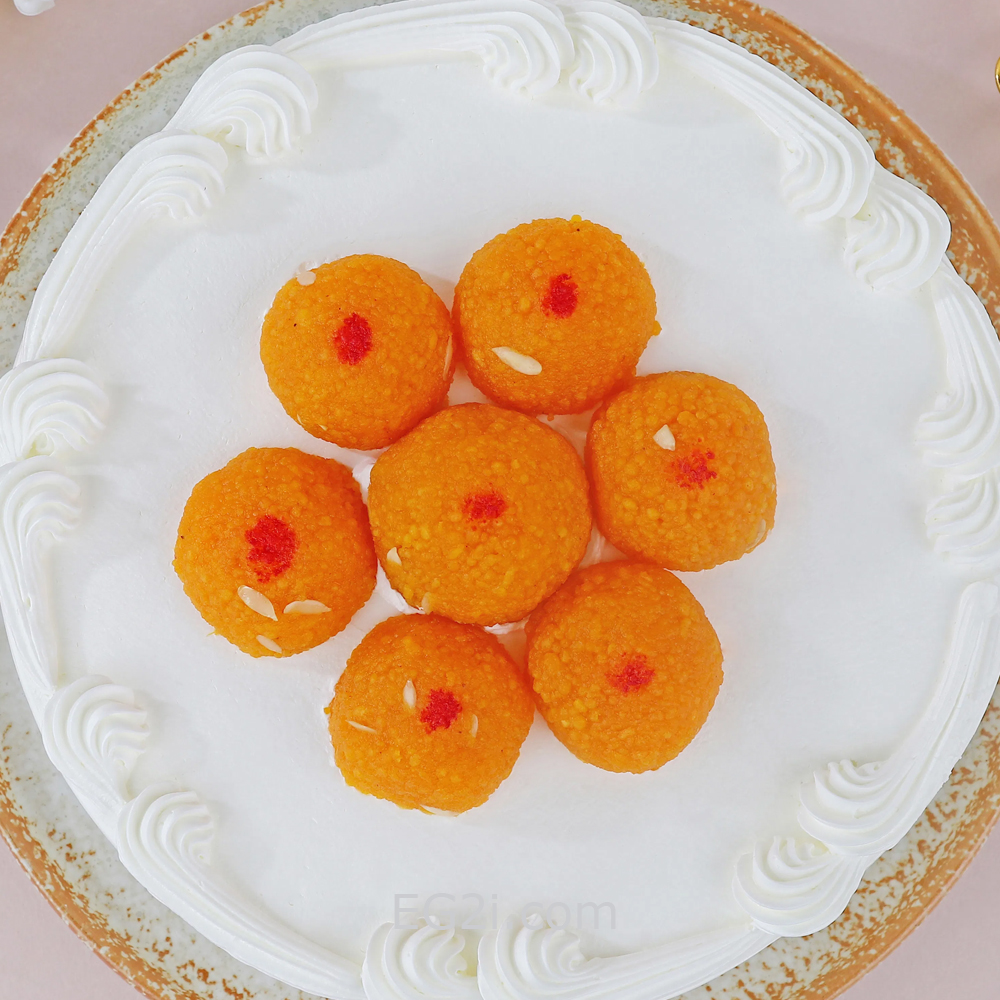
[0, 458, 81, 710]
[169, 46, 319, 157]
[732, 838, 871, 938]
[478, 913, 774, 1000]
[17, 133, 228, 363]
[798, 580, 1000, 854]
[926, 469, 1000, 567]
[42, 676, 148, 840]
[118, 785, 365, 999]
[918, 263, 1000, 567]
[277, 0, 574, 95]
[277, 0, 658, 105]
[736, 580, 1000, 936]
[845, 164, 951, 292]
[651, 18, 874, 223]
[0, 359, 108, 465]
[919, 261, 1000, 477]
[561, 0, 657, 105]
[364, 922, 480, 1000]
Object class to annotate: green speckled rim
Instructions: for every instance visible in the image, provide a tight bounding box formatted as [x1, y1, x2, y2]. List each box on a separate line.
[2, 1, 1000, 998]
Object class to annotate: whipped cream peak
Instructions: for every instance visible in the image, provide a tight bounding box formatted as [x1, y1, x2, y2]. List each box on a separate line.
[926, 469, 1000, 567]
[0, 358, 108, 465]
[169, 46, 319, 158]
[18, 132, 228, 363]
[732, 837, 872, 937]
[276, 0, 575, 96]
[918, 261, 1000, 476]
[117, 784, 367, 998]
[652, 18, 875, 223]
[364, 921, 479, 1000]
[478, 916, 776, 1000]
[0, 458, 81, 709]
[845, 164, 951, 292]
[561, 0, 658, 105]
[42, 675, 147, 840]
[276, 0, 657, 104]
[798, 579, 1000, 855]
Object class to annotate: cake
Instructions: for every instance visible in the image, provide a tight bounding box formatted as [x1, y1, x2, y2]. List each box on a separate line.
[2, 1, 999, 998]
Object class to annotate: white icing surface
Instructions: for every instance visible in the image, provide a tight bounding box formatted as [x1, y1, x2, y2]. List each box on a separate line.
[3, 1, 1000, 997]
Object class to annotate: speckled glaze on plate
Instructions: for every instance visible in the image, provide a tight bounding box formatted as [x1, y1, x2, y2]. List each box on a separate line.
[2, 1, 1000, 998]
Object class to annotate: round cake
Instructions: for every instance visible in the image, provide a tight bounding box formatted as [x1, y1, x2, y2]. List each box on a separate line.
[1, 1, 998, 999]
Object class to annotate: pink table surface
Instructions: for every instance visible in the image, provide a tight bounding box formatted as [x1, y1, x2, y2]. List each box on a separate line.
[2, 1, 1000, 998]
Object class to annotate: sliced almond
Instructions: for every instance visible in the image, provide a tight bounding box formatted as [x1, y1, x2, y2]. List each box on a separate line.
[386, 547, 402, 566]
[470, 714, 479, 737]
[256, 635, 282, 654]
[348, 720, 376, 734]
[420, 592, 434, 614]
[420, 805, 459, 817]
[747, 518, 769, 552]
[443, 336, 454, 380]
[239, 586, 277, 620]
[284, 600, 331, 615]
[653, 424, 676, 450]
[403, 679, 416, 709]
[295, 268, 316, 286]
[492, 346, 542, 376]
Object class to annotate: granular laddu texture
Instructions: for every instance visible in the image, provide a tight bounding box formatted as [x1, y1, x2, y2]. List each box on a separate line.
[328, 615, 535, 813]
[453, 217, 659, 414]
[260, 254, 455, 450]
[525, 561, 723, 773]
[367, 402, 592, 626]
[174, 448, 376, 657]
[587, 372, 776, 572]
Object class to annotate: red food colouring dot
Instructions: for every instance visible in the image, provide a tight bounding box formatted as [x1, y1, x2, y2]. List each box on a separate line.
[333, 313, 373, 365]
[420, 689, 463, 732]
[674, 450, 718, 490]
[541, 273, 578, 318]
[463, 489, 508, 522]
[607, 655, 655, 693]
[245, 515, 298, 582]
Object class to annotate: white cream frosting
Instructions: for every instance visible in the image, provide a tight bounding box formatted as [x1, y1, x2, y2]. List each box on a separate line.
[919, 262, 1000, 568]
[168, 46, 319, 157]
[732, 839, 871, 938]
[0, 359, 107, 464]
[118, 785, 366, 998]
[365, 923, 480, 1000]
[845, 165, 951, 292]
[0, 458, 80, 709]
[4, 1, 1000, 998]
[41, 675, 148, 840]
[17, 133, 228, 363]
[652, 18, 873, 223]
[798, 579, 1000, 853]
[477, 915, 775, 1000]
